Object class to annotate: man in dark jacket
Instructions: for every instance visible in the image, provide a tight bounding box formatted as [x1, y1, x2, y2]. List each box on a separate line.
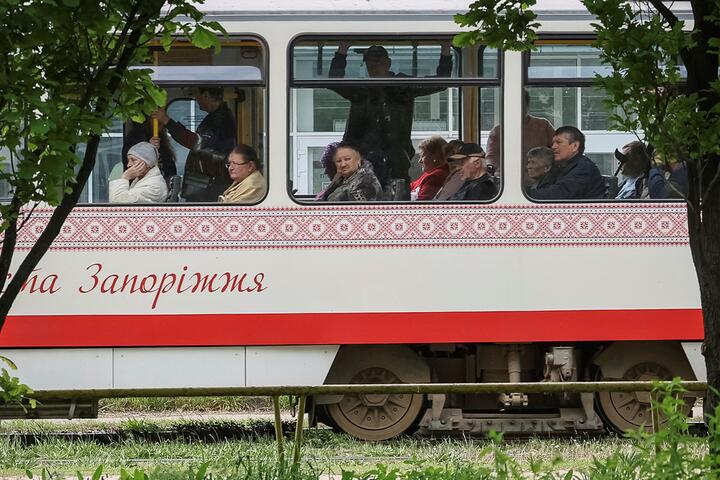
[329, 42, 453, 199]
[529, 126, 605, 200]
[448, 143, 498, 201]
[154, 87, 236, 201]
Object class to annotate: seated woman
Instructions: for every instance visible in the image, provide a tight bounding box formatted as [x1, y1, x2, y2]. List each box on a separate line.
[109, 142, 168, 203]
[123, 118, 177, 181]
[318, 143, 382, 202]
[410, 136, 449, 200]
[219, 144, 266, 203]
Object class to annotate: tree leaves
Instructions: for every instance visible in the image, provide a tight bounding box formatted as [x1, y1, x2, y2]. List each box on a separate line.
[454, 0, 539, 50]
[0, 0, 225, 214]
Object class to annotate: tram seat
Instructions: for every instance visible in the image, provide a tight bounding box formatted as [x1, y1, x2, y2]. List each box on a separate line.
[603, 175, 619, 199]
[166, 175, 182, 202]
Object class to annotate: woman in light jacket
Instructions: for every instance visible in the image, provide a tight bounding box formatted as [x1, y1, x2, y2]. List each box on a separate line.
[109, 142, 168, 203]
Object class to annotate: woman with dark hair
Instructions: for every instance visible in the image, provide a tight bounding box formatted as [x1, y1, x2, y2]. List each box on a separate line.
[315, 141, 341, 200]
[122, 119, 177, 180]
[318, 143, 382, 202]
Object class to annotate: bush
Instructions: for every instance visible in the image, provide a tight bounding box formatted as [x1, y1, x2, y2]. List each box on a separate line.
[0, 356, 35, 411]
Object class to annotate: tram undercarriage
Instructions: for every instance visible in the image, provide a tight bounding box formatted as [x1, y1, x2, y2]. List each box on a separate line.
[316, 342, 699, 440]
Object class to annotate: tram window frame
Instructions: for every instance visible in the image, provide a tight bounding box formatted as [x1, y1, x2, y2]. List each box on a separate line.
[287, 34, 503, 205]
[522, 36, 684, 204]
[80, 35, 269, 207]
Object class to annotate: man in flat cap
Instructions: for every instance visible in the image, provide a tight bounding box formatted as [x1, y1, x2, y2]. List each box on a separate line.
[447, 143, 498, 201]
[329, 41, 453, 200]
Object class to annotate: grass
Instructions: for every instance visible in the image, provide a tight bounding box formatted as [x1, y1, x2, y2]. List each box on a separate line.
[1, 421, 701, 476]
[98, 396, 292, 414]
[1, 381, 716, 478]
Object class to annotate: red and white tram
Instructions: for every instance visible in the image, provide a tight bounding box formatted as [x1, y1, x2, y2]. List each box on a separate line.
[0, 0, 704, 440]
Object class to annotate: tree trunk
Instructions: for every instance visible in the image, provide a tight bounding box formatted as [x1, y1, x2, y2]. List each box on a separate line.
[0, 5, 156, 331]
[0, 136, 101, 329]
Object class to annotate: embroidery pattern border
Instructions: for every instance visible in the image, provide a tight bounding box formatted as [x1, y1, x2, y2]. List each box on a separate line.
[16, 203, 689, 250]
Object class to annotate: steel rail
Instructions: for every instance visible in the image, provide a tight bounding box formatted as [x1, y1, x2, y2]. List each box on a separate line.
[31, 380, 708, 400]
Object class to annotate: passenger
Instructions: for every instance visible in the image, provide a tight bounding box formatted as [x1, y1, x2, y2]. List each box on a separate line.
[218, 144, 266, 204]
[122, 119, 177, 181]
[329, 42, 453, 200]
[410, 136, 449, 201]
[526, 146, 556, 190]
[448, 143, 498, 201]
[315, 141, 341, 200]
[614, 141, 651, 199]
[648, 153, 688, 199]
[109, 142, 168, 204]
[434, 140, 465, 200]
[153, 87, 236, 202]
[485, 90, 555, 180]
[318, 143, 383, 202]
[528, 126, 605, 200]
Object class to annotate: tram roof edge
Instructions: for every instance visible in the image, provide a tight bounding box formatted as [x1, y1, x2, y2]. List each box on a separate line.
[196, 0, 586, 16]
[194, 1, 692, 22]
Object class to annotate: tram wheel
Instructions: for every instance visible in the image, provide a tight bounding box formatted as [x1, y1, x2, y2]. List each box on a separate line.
[596, 361, 691, 433]
[326, 366, 424, 441]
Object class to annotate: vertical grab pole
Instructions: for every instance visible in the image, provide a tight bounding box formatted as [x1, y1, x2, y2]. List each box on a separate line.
[272, 396, 285, 465]
[292, 395, 307, 470]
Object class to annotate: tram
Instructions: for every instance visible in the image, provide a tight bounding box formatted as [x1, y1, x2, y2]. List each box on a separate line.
[0, 0, 705, 440]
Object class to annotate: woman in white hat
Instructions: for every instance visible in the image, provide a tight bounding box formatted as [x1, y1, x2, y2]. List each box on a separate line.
[109, 141, 168, 203]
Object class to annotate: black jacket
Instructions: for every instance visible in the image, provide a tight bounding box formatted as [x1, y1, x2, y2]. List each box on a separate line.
[167, 102, 237, 202]
[529, 154, 605, 200]
[328, 53, 453, 183]
[449, 174, 498, 201]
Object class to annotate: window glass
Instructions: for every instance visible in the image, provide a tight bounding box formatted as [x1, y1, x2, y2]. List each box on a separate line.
[0, 147, 14, 202]
[524, 42, 681, 202]
[290, 38, 501, 203]
[83, 39, 267, 205]
[527, 45, 612, 79]
[293, 40, 498, 81]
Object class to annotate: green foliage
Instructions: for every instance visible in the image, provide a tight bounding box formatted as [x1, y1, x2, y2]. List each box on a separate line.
[585, 379, 712, 479]
[583, 0, 720, 171]
[454, 0, 540, 50]
[455, 0, 720, 204]
[0, 355, 35, 411]
[0, 0, 225, 228]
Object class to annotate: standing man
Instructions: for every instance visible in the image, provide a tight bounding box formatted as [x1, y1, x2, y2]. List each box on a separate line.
[329, 42, 453, 200]
[154, 86, 237, 201]
[528, 126, 605, 200]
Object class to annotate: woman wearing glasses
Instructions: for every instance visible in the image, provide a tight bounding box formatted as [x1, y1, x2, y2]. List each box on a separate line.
[218, 144, 266, 203]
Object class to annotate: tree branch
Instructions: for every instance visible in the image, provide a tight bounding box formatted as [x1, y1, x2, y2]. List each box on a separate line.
[0, 5, 163, 329]
[0, 195, 22, 296]
[647, 0, 679, 27]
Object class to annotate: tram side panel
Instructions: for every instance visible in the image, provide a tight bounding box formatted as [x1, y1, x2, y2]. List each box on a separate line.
[0, 223, 703, 393]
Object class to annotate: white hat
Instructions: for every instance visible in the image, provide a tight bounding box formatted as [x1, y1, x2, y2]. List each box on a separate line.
[128, 142, 158, 167]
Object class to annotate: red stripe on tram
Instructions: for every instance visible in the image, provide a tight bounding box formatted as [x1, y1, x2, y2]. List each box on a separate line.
[0, 309, 704, 348]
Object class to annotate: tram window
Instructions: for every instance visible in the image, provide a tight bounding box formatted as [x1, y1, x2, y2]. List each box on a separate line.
[289, 38, 501, 203]
[81, 39, 267, 205]
[523, 43, 683, 201]
[0, 147, 15, 202]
